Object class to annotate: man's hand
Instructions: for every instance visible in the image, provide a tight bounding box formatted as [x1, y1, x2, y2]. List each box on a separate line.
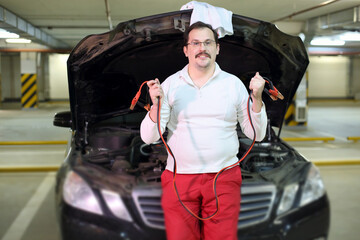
[147, 78, 163, 106]
[147, 78, 163, 122]
[249, 72, 265, 113]
[250, 72, 265, 100]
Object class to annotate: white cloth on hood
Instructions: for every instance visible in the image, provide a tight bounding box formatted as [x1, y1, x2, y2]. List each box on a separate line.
[180, 1, 233, 38]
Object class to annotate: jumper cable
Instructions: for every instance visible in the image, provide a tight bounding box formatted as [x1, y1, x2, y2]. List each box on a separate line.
[129, 77, 283, 220]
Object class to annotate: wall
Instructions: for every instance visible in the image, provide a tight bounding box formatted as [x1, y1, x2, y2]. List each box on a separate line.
[0, 53, 69, 101]
[46, 54, 355, 100]
[307, 56, 350, 98]
[0, 53, 358, 102]
[49, 54, 69, 99]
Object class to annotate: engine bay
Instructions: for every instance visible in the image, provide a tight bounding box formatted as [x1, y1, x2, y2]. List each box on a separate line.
[82, 124, 296, 180]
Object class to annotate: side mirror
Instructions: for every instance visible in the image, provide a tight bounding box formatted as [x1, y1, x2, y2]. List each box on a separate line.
[53, 111, 72, 128]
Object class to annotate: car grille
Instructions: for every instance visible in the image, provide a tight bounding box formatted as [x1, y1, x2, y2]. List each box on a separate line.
[132, 183, 276, 230]
[238, 184, 276, 228]
[132, 187, 164, 229]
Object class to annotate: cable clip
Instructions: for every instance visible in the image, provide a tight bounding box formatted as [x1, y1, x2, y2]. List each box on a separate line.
[263, 77, 284, 101]
[129, 81, 150, 111]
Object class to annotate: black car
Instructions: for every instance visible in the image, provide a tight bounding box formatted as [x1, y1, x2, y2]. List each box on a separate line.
[53, 9, 330, 240]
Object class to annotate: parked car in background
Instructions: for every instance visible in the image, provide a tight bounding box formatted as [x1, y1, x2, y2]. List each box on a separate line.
[53, 9, 330, 240]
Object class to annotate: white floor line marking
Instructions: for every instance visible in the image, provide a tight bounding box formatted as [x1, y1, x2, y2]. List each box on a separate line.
[1, 172, 56, 240]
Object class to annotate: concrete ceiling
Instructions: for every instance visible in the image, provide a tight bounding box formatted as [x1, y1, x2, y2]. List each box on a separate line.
[0, 0, 360, 51]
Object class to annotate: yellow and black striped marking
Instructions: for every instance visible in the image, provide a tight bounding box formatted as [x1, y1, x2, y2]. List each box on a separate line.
[21, 73, 38, 108]
[284, 102, 307, 126]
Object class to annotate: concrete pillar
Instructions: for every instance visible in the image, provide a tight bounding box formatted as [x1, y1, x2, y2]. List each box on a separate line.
[40, 53, 50, 101]
[350, 56, 360, 100]
[0, 54, 2, 107]
[20, 52, 38, 108]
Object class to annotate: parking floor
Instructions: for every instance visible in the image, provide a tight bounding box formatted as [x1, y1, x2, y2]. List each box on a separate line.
[0, 100, 359, 240]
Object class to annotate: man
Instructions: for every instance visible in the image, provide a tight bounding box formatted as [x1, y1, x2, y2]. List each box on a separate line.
[140, 21, 267, 240]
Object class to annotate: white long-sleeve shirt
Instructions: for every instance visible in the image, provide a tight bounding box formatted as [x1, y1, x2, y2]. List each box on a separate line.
[140, 64, 267, 174]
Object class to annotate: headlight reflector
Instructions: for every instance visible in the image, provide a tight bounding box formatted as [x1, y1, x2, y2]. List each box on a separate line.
[300, 165, 325, 207]
[63, 171, 103, 215]
[277, 183, 299, 215]
[101, 189, 132, 222]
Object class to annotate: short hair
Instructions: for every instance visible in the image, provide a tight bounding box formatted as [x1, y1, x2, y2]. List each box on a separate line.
[183, 21, 219, 46]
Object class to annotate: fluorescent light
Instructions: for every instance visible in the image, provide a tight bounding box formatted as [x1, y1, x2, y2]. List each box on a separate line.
[0, 29, 19, 39]
[298, 33, 305, 42]
[5, 38, 32, 44]
[310, 37, 345, 46]
[339, 32, 360, 41]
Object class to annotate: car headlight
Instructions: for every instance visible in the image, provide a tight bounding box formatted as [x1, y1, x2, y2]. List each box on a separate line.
[300, 165, 325, 207]
[101, 189, 133, 222]
[277, 183, 299, 215]
[63, 171, 103, 215]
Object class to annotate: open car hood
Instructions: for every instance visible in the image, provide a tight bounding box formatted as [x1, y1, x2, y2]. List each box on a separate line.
[67, 10, 309, 140]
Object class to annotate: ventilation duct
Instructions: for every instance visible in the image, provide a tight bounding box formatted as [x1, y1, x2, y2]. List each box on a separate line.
[306, 6, 360, 35]
[0, 6, 70, 49]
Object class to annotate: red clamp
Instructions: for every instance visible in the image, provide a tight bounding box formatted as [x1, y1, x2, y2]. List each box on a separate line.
[129, 81, 150, 111]
[263, 77, 284, 101]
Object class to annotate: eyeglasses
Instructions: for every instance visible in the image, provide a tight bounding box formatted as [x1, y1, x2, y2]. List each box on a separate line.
[187, 40, 216, 48]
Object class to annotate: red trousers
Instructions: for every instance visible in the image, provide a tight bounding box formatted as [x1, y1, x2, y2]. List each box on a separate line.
[161, 166, 242, 240]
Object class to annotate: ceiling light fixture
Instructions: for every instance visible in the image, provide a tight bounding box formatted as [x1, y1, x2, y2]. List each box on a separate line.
[310, 37, 345, 46]
[298, 33, 305, 42]
[339, 32, 360, 41]
[0, 29, 19, 39]
[5, 38, 32, 44]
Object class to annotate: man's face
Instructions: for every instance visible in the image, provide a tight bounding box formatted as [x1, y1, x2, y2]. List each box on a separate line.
[183, 27, 219, 70]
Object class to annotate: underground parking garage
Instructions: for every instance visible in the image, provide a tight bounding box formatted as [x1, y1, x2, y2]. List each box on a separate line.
[1, 1, 360, 240]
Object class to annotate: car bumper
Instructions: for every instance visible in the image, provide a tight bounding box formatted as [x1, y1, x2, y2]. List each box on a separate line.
[58, 194, 329, 240]
[58, 202, 166, 240]
[237, 194, 330, 240]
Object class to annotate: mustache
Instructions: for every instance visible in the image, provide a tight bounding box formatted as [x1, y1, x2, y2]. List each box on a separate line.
[195, 51, 211, 59]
